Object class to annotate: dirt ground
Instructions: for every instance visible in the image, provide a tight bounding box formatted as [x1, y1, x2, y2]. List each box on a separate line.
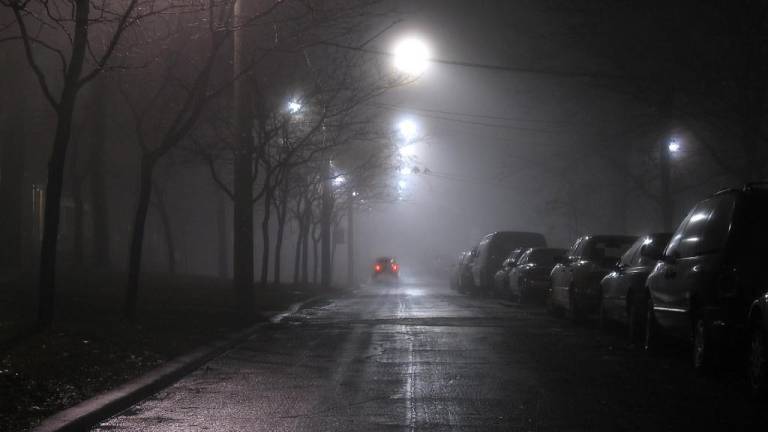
[0, 272, 319, 432]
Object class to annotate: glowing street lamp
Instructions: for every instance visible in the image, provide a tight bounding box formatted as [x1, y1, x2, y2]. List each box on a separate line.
[333, 175, 346, 186]
[398, 118, 418, 141]
[393, 37, 430, 76]
[668, 139, 681, 153]
[287, 99, 302, 114]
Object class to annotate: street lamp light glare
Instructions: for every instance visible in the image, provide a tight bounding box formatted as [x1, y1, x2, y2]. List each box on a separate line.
[669, 140, 681, 153]
[288, 100, 302, 114]
[398, 179, 407, 189]
[333, 175, 346, 186]
[399, 144, 417, 157]
[393, 37, 430, 75]
[398, 119, 418, 141]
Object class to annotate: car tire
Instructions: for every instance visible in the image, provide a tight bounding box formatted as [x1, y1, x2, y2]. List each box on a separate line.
[693, 317, 717, 375]
[644, 297, 659, 351]
[749, 323, 768, 398]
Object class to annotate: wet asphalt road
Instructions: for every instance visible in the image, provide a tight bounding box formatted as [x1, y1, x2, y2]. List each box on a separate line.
[96, 279, 768, 431]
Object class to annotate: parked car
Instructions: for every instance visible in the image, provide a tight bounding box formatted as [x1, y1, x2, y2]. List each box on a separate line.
[492, 248, 525, 295]
[456, 246, 478, 294]
[748, 295, 768, 396]
[599, 233, 671, 339]
[372, 256, 399, 284]
[507, 247, 566, 303]
[471, 231, 547, 296]
[549, 234, 637, 320]
[644, 184, 768, 375]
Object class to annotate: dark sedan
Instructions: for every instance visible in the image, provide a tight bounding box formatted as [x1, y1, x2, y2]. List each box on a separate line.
[507, 247, 566, 303]
[549, 234, 638, 321]
[599, 233, 671, 340]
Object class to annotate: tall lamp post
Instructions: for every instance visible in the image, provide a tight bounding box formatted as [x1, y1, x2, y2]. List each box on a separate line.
[659, 137, 680, 231]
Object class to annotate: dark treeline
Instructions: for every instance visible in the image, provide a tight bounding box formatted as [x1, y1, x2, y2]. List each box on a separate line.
[0, 0, 404, 327]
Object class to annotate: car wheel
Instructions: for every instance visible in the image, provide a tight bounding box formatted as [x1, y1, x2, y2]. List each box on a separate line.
[693, 317, 717, 375]
[644, 297, 658, 351]
[749, 323, 768, 398]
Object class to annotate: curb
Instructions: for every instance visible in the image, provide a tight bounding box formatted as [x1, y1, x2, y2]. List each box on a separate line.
[31, 294, 328, 432]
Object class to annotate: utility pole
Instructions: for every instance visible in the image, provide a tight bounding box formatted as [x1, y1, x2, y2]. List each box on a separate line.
[233, 0, 255, 317]
[320, 160, 333, 291]
[659, 135, 673, 232]
[346, 188, 355, 287]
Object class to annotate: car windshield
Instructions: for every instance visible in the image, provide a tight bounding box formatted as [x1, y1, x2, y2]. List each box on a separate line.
[583, 237, 636, 262]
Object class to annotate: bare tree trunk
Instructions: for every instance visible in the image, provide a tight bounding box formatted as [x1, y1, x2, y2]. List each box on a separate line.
[153, 183, 176, 274]
[217, 192, 228, 278]
[89, 78, 111, 269]
[232, 0, 255, 317]
[0, 88, 25, 269]
[312, 222, 320, 284]
[124, 155, 156, 320]
[301, 208, 311, 284]
[273, 193, 288, 285]
[260, 186, 272, 286]
[36, 0, 91, 328]
[39, 94, 79, 326]
[346, 188, 354, 286]
[292, 224, 302, 284]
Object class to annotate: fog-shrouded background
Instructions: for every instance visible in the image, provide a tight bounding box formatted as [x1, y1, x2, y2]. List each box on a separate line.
[1, 0, 765, 293]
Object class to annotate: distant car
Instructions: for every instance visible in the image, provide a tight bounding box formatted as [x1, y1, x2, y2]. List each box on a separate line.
[372, 257, 399, 284]
[549, 234, 637, 320]
[645, 184, 768, 375]
[456, 247, 478, 294]
[492, 248, 525, 295]
[599, 233, 671, 340]
[471, 231, 547, 296]
[508, 247, 567, 303]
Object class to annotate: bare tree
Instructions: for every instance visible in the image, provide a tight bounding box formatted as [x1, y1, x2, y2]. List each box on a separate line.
[0, 0, 160, 327]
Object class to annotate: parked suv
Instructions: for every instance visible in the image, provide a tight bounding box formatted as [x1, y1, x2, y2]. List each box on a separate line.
[549, 235, 637, 320]
[645, 184, 768, 375]
[471, 231, 546, 296]
[599, 233, 671, 340]
[508, 247, 566, 303]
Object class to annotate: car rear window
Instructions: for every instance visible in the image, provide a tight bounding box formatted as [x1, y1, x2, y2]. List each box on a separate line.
[528, 249, 565, 265]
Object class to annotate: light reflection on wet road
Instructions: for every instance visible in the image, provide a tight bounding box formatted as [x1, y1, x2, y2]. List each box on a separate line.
[95, 279, 768, 431]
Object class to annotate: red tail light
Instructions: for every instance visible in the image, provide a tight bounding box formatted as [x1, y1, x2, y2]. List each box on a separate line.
[391, 263, 399, 272]
[374, 264, 382, 273]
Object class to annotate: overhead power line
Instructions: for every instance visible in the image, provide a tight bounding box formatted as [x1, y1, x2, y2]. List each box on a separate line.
[319, 42, 629, 82]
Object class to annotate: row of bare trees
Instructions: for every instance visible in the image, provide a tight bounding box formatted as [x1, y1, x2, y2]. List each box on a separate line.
[0, 0, 404, 327]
